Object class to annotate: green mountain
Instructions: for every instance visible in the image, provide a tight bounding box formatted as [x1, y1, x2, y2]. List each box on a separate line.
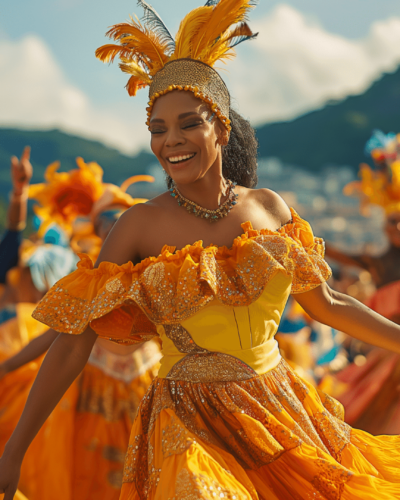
[0, 129, 156, 196]
[256, 66, 400, 171]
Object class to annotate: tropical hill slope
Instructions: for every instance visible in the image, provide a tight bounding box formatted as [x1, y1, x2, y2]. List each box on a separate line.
[0, 129, 155, 196]
[256, 66, 400, 171]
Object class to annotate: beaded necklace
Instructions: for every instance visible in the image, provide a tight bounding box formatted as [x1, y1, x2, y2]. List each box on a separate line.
[169, 179, 238, 222]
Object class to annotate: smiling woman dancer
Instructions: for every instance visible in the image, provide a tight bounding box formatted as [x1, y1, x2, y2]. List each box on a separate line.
[2, 1, 400, 499]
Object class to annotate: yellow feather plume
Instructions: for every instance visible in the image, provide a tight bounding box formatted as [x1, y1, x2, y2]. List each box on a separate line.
[202, 22, 255, 66]
[119, 58, 152, 96]
[192, 0, 255, 59]
[173, 6, 213, 60]
[96, 0, 257, 95]
[96, 17, 169, 76]
[95, 44, 134, 64]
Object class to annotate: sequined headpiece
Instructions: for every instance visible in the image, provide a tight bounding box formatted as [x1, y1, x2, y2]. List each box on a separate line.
[344, 130, 400, 216]
[95, 0, 258, 132]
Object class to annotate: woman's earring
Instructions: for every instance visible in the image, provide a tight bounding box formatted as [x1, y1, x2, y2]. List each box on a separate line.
[218, 131, 230, 146]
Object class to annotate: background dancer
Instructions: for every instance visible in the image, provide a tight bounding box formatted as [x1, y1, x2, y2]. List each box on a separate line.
[0, 155, 160, 500]
[326, 131, 400, 434]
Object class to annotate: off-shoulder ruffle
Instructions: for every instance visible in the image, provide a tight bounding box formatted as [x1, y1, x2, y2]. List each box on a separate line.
[32, 208, 331, 343]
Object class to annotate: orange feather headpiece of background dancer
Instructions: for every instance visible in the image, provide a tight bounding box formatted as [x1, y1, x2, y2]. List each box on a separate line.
[95, 0, 258, 132]
[344, 131, 400, 216]
[29, 157, 154, 236]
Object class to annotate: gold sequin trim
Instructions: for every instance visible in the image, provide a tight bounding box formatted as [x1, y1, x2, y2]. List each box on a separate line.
[164, 324, 207, 354]
[166, 352, 256, 383]
[171, 468, 249, 500]
[148, 59, 231, 132]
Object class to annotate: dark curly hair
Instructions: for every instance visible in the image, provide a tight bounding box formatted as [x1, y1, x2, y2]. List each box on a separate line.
[165, 107, 258, 189]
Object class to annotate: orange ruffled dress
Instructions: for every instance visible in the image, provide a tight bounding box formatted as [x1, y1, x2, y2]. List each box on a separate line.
[33, 209, 400, 500]
[0, 339, 160, 500]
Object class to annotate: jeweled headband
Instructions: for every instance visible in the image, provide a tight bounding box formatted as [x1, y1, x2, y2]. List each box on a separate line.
[96, 0, 258, 132]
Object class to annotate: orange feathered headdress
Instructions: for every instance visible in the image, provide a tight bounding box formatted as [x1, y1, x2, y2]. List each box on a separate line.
[344, 132, 400, 216]
[29, 158, 154, 236]
[95, 0, 258, 131]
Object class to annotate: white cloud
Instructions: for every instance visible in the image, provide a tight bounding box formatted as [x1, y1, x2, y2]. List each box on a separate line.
[0, 35, 149, 154]
[224, 5, 400, 124]
[1, 7, 400, 153]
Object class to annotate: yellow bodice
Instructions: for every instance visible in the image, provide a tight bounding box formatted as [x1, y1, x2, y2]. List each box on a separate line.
[32, 208, 331, 377]
[157, 271, 291, 377]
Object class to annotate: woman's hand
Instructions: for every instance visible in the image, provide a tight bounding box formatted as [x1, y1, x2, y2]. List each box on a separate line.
[294, 283, 400, 354]
[0, 453, 21, 500]
[8, 146, 33, 231]
[10, 146, 33, 196]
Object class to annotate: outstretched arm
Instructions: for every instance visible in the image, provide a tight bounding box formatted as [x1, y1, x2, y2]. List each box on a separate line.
[0, 147, 33, 285]
[7, 146, 33, 232]
[0, 329, 59, 379]
[0, 327, 97, 499]
[294, 283, 400, 354]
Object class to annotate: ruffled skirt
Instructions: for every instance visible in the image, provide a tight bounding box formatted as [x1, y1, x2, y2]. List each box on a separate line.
[120, 358, 400, 499]
[0, 346, 160, 500]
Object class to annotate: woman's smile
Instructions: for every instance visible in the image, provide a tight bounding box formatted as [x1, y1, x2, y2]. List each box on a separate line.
[166, 152, 197, 166]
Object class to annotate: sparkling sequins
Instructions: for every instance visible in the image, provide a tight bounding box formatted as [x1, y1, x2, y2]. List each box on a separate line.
[166, 352, 256, 383]
[171, 468, 247, 500]
[32, 209, 331, 343]
[122, 359, 353, 499]
[148, 59, 231, 131]
[161, 416, 195, 459]
[164, 324, 207, 354]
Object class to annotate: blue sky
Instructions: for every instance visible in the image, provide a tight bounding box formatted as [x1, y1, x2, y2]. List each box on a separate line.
[1, 1, 400, 153]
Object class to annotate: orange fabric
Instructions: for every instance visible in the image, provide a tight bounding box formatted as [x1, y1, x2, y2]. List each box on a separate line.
[328, 281, 400, 435]
[0, 491, 28, 500]
[32, 208, 331, 344]
[0, 349, 159, 500]
[0, 303, 49, 358]
[120, 359, 400, 499]
[365, 280, 400, 321]
[29, 209, 400, 498]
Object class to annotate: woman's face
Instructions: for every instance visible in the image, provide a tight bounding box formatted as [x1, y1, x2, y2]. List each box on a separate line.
[149, 90, 225, 185]
[385, 212, 400, 247]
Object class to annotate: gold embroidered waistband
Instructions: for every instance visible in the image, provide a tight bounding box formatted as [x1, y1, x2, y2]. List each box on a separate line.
[158, 338, 281, 380]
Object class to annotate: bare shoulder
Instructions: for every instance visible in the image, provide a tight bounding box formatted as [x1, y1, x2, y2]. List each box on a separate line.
[116, 191, 171, 228]
[243, 187, 292, 226]
[96, 192, 170, 266]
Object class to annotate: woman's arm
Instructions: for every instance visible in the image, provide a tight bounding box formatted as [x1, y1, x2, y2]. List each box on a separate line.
[0, 147, 33, 285]
[7, 147, 32, 232]
[0, 327, 97, 499]
[0, 329, 59, 379]
[294, 283, 400, 354]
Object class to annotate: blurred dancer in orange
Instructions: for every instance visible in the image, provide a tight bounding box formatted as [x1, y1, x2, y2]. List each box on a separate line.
[0, 158, 159, 500]
[326, 130, 400, 434]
